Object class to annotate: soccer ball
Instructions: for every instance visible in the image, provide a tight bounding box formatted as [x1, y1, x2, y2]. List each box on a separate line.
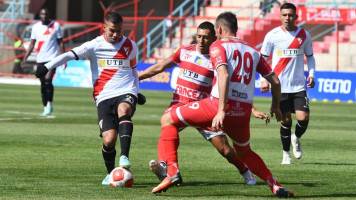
[109, 167, 134, 188]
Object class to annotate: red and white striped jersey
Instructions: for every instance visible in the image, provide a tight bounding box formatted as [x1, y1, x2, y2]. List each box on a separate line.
[72, 36, 138, 105]
[210, 38, 272, 104]
[260, 27, 313, 93]
[171, 44, 214, 104]
[30, 20, 63, 63]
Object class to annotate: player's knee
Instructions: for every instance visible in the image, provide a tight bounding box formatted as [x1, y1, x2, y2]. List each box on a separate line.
[160, 112, 173, 126]
[102, 131, 117, 147]
[43, 78, 52, 86]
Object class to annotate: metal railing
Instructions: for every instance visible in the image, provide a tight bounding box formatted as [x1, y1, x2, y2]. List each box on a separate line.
[0, 0, 26, 44]
[136, 0, 204, 61]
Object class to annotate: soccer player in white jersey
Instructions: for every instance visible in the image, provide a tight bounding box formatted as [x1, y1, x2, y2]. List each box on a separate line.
[260, 3, 316, 165]
[23, 8, 65, 116]
[35, 12, 139, 185]
[151, 12, 294, 198]
[138, 21, 271, 186]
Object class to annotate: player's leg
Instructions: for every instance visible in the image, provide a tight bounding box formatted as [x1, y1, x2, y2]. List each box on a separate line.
[97, 98, 118, 185]
[116, 94, 137, 169]
[280, 94, 293, 164]
[149, 104, 187, 184]
[40, 64, 55, 116]
[198, 129, 256, 185]
[291, 91, 310, 159]
[152, 98, 216, 193]
[229, 124, 294, 197]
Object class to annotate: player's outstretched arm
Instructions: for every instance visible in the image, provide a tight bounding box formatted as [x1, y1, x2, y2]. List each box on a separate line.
[264, 72, 282, 121]
[138, 57, 173, 81]
[35, 51, 76, 78]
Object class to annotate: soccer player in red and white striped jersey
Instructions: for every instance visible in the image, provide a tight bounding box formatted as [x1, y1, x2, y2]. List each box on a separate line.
[151, 12, 294, 197]
[139, 21, 259, 186]
[36, 12, 139, 185]
[260, 2, 316, 165]
[23, 8, 65, 116]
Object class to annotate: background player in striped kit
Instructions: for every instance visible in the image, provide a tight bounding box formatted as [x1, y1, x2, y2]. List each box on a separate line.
[260, 2, 316, 165]
[23, 8, 65, 116]
[35, 12, 140, 185]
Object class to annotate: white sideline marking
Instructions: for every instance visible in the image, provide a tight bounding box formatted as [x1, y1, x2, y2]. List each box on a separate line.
[5, 111, 39, 116]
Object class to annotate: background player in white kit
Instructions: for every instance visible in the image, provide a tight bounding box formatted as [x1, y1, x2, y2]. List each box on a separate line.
[23, 8, 65, 116]
[35, 12, 139, 185]
[260, 3, 316, 165]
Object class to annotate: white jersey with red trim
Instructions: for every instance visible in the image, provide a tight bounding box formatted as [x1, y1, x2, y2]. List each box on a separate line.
[260, 26, 313, 93]
[30, 20, 63, 63]
[171, 44, 214, 104]
[71, 36, 138, 105]
[210, 38, 272, 105]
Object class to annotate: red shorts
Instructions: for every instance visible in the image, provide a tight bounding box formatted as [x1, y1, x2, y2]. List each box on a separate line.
[170, 97, 253, 146]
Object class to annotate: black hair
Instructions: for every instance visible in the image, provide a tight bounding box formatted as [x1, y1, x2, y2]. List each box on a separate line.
[280, 2, 297, 12]
[198, 21, 216, 36]
[104, 12, 123, 24]
[216, 12, 238, 33]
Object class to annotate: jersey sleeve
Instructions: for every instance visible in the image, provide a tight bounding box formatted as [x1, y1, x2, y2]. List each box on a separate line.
[56, 23, 63, 39]
[260, 32, 273, 57]
[170, 47, 181, 64]
[304, 31, 313, 57]
[256, 54, 272, 76]
[71, 39, 95, 60]
[209, 41, 227, 70]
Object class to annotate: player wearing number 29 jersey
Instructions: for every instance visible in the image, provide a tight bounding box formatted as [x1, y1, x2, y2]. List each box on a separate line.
[153, 12, 294, 197]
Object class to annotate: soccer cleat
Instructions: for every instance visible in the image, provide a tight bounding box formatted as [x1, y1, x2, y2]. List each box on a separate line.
[119, 155, 131, 169]
[291, 133, 302, 159]
[269, 179, 295, 198]
[101, 174, 111, 186]
[40, 106, 51, 116]
[151, 173, 182, 194]
[149, 160, 167, 181]
[281, 151, 291, 165]
[272, 185, 295, 198]
[242, 170, 256, 185]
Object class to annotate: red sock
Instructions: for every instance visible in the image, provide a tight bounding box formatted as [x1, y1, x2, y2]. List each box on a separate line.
[235, 145, 272, 182]
[226, 150, 248, 174]
[158, 125, 180, 177]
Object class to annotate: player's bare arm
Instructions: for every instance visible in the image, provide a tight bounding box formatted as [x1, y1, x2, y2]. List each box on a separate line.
[212, 64, 229, 131]
[264, 72, 282, 121]
[22, 39, 36, 64]
[306, 55, 316, 88]
[138, 57, 173, 81]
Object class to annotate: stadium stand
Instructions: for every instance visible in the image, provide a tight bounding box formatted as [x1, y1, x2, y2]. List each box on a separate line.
[146, 0, 356, 72]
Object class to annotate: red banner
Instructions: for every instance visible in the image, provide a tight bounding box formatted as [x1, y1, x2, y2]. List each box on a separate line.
[298, 6, 356, 24]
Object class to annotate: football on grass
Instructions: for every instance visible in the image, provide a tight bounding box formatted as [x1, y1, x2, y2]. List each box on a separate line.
[109, 167, 134, 188]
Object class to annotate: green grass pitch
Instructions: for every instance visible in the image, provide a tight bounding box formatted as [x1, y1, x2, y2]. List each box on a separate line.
[0, 84, 356, 199]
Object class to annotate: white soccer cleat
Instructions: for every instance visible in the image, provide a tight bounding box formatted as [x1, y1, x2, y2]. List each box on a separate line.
[242, 169, 256, 185]
[291, 133, 302, 159]
[149, 160, 167, 181]
[101, 174, 111, 186]
[40, 105, 53, 116]
[119, 155, 131, 169]
[281, 151, 291, 165]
